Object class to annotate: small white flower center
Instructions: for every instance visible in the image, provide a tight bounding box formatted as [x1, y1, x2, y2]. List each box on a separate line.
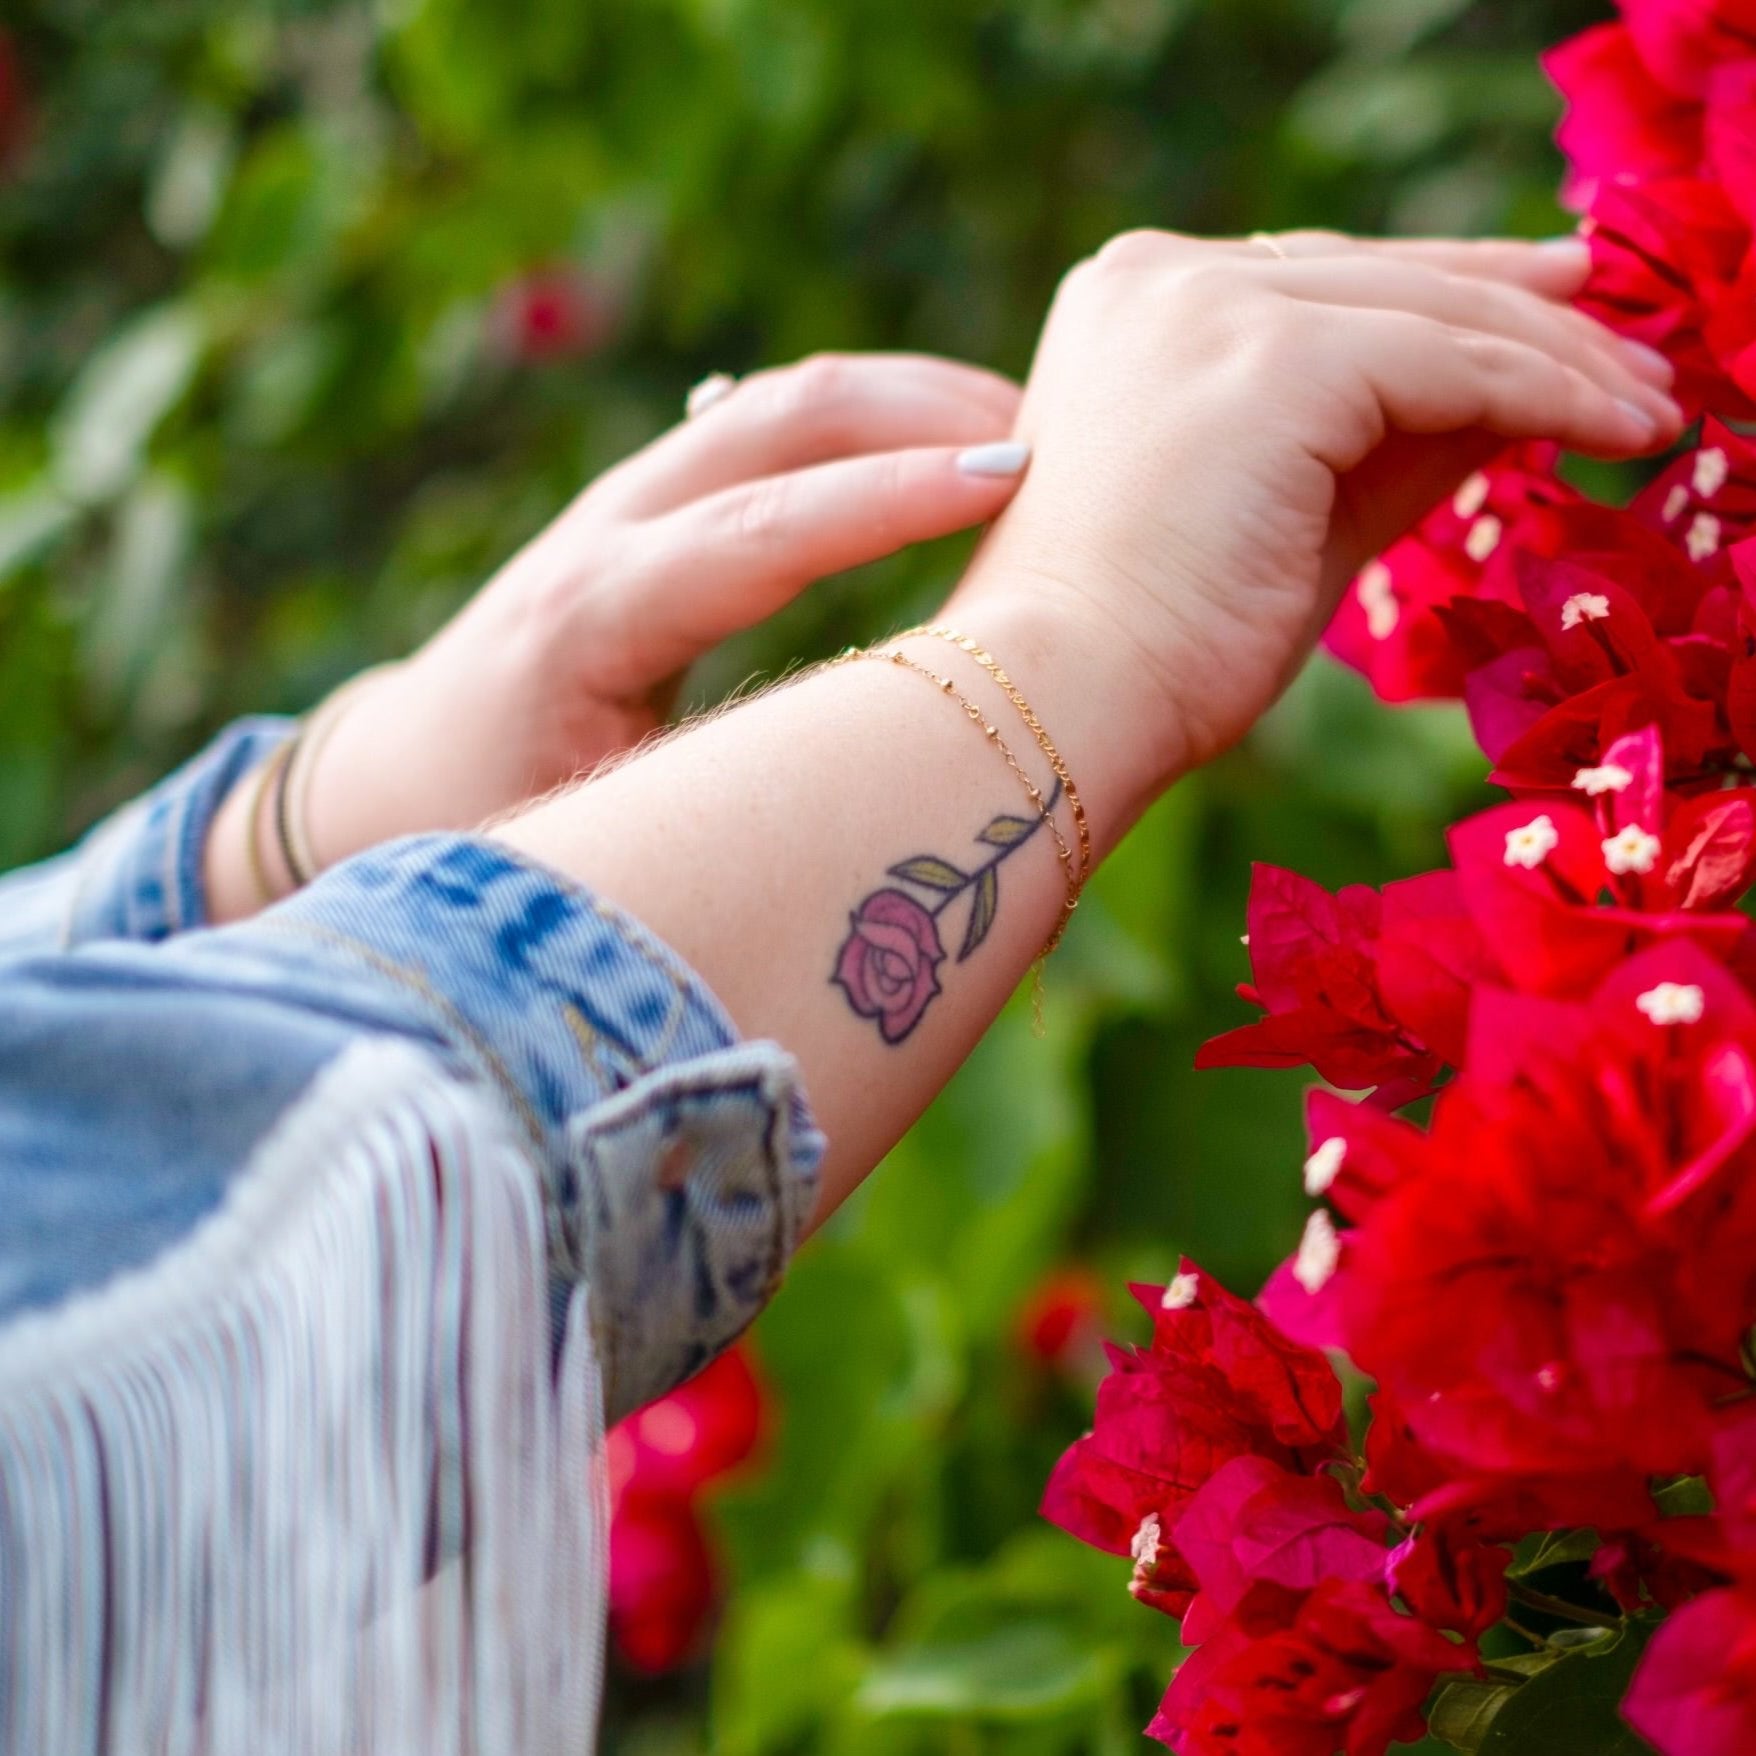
[1303, 1137, 1347, 1197]
[1357, 560, 1399, 639]
[1161, 1272, 1200, 1312]
[1465, 514, 1503, 563]
[1561, 591, 1611, 631]
[1694, 446, 1729, 499]
[1130, 1512, 1162, 1568]
[1535, 1363, 1563, 1394]
[1687, 511, 1722, 562]
[1293, 1210, 1341, 1295]
[1637, 982, 1705, 1026]
[1504, 814, 1560, 869]
[1452, 472, 1491, 518]
[1602, 824, 1661, 876]
[1571, 762, 1634, 796]
[1662, 483, 1691, 524]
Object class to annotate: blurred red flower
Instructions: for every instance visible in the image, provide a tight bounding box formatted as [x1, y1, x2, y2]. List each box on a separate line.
[1014, 1265, 1106, 1368]
[492, 267, 617, 364]
[605, 1344, 765, 1674]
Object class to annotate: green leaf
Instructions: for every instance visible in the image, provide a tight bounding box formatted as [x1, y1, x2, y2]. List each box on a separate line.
[0, 490, 78, 586]
[51, 306, 205, 504]
[1429, 1679, 1519, 1752]
[978, 814, 1037, 848]
[1654, 1476, 1713, 1518]
[888, 856, 968, 893]
[1478, 1625, 1658, 1756]
[854, 1622, 1109, 1722]
[1509, 1527, 1600, 1578]
[84, 473, 195, 705]
[960, 865, 999, 960]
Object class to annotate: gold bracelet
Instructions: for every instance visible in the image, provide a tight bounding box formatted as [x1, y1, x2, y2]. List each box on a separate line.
[280, 664, 396, 886]
[902, 624, 1091, 888]
[241, 739, 296, 909]
[828, 643, 1081, 962]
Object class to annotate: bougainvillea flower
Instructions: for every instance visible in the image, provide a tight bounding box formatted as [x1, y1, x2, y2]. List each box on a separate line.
[1363, 1405, 1656, 1565]
[1577, 175, 1755, 416]
[1707, 57, 1756, 222]
[1324, 450, 1574, 703]
[1196, 866, 1444, 1095]
[1171, 1456, 1393, 1644]
[1040, 1262, 1345, 1620]
[1546, 23, 1704, 198]
[1634, 421, 1756, 564]
[1385, 1526, 1510, 1639]
[1147, 1580, 1476, 1756]
[1468, 517, 1745, 786]
[605, 1346, 765, 1673]
[1342, 942, 1756, 1492]
[1623, 1587, 1756, 1756]
[1444, 792, 1753, 988]
[1622, 0, 1756, 100]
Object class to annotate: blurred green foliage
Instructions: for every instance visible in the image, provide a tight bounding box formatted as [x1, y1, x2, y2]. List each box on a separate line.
[0, 0, 1607, 1747]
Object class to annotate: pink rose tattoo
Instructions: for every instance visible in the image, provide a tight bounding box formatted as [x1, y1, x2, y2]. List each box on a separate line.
[832, 890, 947, 1043]
[830, 790, 1059, 1045]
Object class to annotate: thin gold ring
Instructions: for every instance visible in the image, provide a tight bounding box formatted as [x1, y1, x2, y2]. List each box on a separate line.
[1249, 231, 1290, 262]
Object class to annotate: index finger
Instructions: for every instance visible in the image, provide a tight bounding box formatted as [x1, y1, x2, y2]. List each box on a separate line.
[1234, 230, 1594, 300]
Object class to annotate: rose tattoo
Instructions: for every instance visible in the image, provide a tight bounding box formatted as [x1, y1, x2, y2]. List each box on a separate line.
[831, 792, 1057, 1045]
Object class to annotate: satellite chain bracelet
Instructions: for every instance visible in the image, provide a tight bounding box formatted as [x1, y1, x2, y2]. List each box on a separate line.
[827, 631, 1087, 967]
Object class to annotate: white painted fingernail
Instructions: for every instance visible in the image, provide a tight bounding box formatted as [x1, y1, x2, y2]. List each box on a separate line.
[1617, 398, 1659, 436]
[956, 440, 1032, 477]
[685, 372, 737, 419]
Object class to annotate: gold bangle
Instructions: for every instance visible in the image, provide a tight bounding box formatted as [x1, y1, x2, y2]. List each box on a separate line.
[241, 739, 296, 909]
[281, 664, 396, 886]
[901, 624, 1092, 887]
[828, 643, 1081, 962]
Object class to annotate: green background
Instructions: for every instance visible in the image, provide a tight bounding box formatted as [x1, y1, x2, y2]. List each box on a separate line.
[0, 0, 1609, 1748]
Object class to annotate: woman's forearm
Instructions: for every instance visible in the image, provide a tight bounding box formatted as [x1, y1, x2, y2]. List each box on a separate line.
[491, 598, 1169, 1227]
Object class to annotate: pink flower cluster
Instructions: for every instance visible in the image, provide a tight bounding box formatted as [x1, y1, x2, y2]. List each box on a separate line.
[1047, 7, 1756, 1752]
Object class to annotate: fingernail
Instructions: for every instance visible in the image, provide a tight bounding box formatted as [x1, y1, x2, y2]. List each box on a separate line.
[1617, 398, 1660, 437]
[1538, 234, 1590, 257]
[957, 440, 1032, 477]
[685, 372, 737, 419]
[1618, 337, 1677, 384]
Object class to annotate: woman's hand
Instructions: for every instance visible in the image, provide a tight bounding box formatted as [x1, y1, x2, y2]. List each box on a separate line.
[951, 230, 1686, 791]
[205, 352, 1027, 919]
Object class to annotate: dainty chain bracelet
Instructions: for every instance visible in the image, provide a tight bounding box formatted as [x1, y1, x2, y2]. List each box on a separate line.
[903, 623, 1092, 888]
[827, 641, 1084, 964]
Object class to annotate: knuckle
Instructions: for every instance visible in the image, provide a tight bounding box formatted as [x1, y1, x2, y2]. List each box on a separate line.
[729, 474, 794, 548]
[1280, 227, 1347, 254]
[787, 351, 853, 406]
[1093, 227, 1176, 272]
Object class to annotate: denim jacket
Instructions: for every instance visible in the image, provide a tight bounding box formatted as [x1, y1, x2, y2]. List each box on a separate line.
[0, 720, 822, 1755]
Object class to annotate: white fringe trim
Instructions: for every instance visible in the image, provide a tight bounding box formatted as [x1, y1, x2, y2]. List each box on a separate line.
[0, 1040, 607, 1756]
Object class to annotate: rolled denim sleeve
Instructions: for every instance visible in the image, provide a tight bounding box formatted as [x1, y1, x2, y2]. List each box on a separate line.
[122, 828, 821, 1418]
[0, 717, 294, 958]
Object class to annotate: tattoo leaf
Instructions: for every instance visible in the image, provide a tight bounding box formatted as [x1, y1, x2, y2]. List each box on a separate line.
[960, 865, 999, 961]
[888, 855, 968, 892]
[978, 814, 1038, 849]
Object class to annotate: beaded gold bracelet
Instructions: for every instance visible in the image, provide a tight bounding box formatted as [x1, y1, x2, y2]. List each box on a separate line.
[902, 623, 1092, 888]
[828, 637, 1085, 967]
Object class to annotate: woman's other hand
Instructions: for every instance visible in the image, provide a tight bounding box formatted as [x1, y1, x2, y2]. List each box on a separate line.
[206, 352, 1026, 919]
[952, 229, 1685, 798]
